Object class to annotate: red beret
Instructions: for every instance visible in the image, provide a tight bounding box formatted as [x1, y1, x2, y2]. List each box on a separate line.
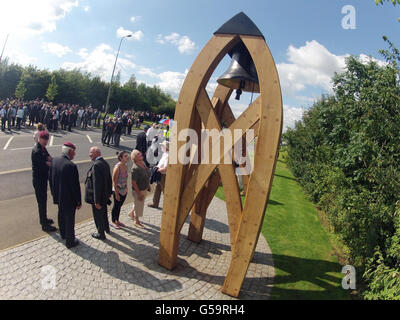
[38, 131, 50, 139]
[63, 142, 76, 149]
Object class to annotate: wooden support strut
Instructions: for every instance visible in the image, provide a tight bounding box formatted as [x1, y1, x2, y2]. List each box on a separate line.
[187, 85, 233, 243]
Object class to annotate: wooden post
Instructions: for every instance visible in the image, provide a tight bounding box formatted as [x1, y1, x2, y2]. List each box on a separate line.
[187, 170, 220, 242]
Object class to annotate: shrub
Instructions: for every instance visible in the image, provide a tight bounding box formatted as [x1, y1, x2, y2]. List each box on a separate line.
[284, 54, 400, 299]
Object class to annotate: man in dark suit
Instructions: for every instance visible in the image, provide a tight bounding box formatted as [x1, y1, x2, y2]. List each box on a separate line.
[50, 142, 82, 249]
[113, 118, 123, 147]
[104, 118, 115, 146]
[85, 147, 112, 240]
[135, 125, 149, 166]
[31, 131, 57, 232]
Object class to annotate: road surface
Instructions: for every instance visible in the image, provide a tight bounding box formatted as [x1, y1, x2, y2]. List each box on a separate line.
[0, 126, 141, 250]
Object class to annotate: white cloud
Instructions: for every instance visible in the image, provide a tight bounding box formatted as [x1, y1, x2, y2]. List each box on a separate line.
[283, 104, 305, 132]
[6, 50, 37, 66]
[228, 101, 248, 119]
[157, 70, 188, 96]
[83, 5, 90, 12]
[276, 40, 387, 100]
[0, 0, 78, 35]
[130, 16, 141, 23]
[359, 54, 388, 67]
[135, 66, 188, 97]
[78, 48, 89, 58]
[124, 53, 135, 59]
[206, 81, 218, 98]
[116, 27, 143, 40]
[277, 40, 348, 97]
[137, 67, 158, 78]
[42, 42, 72, 57]
[157, 32, 196, 54]
[62, 44, 136, 80]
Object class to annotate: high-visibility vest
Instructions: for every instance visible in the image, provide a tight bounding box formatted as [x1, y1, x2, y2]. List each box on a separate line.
[163, 129, 170, 139]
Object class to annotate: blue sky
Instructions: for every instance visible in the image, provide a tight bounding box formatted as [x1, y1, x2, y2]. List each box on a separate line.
[1, 0, 399, 130]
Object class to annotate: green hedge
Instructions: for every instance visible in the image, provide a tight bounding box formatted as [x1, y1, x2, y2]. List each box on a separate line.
[284, 55, 400, 299]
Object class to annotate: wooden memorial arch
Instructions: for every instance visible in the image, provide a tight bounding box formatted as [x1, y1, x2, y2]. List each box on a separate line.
[158, 12, 283, 298]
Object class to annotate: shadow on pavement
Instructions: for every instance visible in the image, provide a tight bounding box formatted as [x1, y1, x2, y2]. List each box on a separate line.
[49, 232, 182, 293]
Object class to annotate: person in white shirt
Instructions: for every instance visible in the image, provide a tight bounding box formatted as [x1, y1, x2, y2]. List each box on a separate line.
[0, 106, 6, 131]
[146, 123, 157, 142]
[77, 108, 84, 128]
[148, 141, 168, 209]
[16, 107, 24, 130]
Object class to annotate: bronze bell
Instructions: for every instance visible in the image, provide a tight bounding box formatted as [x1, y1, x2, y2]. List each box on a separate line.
[217, 42, 259, 100]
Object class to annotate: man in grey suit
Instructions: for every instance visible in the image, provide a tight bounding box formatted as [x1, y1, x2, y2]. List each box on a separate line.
[85, 147, 112, 240]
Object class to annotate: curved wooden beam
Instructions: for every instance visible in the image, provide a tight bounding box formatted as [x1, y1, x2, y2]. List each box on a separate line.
[222, 35, 283, 297]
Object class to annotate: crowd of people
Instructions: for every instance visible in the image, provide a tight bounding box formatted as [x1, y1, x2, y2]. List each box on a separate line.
[31, 121, 169, 249]
[1, 97, 173, 249]
[0, 98, 167, 134]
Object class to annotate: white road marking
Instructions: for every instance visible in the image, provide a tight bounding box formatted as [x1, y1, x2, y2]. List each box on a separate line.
[0, 155, 116, 176]
[3, 137, 14, 150]
[10, 146, 34, 151]
[49, 135, 54, 147]
[10, 145, 62, 151]
[86, 135, 93, 143]
[120, 137, 125, 142]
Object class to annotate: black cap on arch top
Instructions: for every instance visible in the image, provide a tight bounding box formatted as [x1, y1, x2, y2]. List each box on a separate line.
[214, 12, 264, 39]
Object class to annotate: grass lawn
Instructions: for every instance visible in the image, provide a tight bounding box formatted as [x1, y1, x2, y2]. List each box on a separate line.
[215, 153, 353, 300]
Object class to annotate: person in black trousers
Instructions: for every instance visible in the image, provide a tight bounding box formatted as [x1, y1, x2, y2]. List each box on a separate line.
[104, 118, 115, 146]
[110, 151, 129, 229]
[135, 125, 149, 166]
[101, 116, 108, 144]
[85, 147, 112, 240]
[113, 118, 123, 147]
[31, 131, 57, 232]
[50, 142, 82, 248]
[67, 111, 74, 132]
[127, 116, 133, 135]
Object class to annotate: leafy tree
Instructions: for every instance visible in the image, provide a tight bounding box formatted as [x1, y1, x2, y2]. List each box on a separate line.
[379, 36, 400, 71]
[375, 0, 400, 5]
[0, 58, 23, 98]
[375, 0, 400, 21]
[0, 61, 176, 115]
[46, 74, 58, 102]
[87, 76, 108, 108]
[15, 78, 27, 100]
[20, 66, 51, 100]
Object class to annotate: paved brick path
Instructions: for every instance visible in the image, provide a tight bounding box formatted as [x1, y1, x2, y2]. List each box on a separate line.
[0, 196, 274, 300]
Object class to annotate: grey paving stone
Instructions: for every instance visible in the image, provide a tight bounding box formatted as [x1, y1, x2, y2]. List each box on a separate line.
[0, 196, 274, 300]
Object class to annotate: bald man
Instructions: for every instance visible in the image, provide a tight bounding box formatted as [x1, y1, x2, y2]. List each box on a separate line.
[85, 147, 113, 240]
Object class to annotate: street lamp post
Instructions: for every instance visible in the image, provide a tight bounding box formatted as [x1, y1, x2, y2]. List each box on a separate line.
[104, 34, 132, 119]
